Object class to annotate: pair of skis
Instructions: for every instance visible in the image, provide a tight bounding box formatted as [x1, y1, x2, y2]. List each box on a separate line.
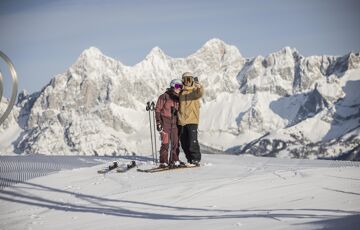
[98, 160, 200, 174]
[97, 160, 136, 174]
[137, 163, 200, 173]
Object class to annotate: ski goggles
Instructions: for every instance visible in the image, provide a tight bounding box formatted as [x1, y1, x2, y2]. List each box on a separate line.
[183, 76, 193, 84]
[174, 84, 183, 89]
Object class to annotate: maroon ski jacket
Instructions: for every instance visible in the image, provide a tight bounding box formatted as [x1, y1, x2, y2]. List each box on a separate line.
[155, 89, 180, 126]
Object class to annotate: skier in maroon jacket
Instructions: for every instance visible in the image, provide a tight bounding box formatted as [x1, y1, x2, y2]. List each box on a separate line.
[155, 79, 183, 168]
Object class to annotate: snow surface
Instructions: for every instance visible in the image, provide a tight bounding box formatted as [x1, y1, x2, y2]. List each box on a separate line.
[1, 154, 359, 230]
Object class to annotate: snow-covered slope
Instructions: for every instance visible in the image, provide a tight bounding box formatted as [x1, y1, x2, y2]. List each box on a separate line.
[0, 39, 359, 159]
[1, 154, 359, 230]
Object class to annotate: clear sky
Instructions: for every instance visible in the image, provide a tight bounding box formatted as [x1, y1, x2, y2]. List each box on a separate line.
[0, 0, 359, 95]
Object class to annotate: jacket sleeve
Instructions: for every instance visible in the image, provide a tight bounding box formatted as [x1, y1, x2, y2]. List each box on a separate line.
[155, 94, 165, 125]
[180, 84, 204, 101]
[195, 84, 204, 99]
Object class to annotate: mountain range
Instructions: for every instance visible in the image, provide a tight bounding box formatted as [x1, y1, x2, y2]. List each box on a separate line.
[1, 38, 359, 160]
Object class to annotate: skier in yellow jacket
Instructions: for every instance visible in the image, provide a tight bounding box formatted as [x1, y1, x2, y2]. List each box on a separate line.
[178, 72, 204, 166]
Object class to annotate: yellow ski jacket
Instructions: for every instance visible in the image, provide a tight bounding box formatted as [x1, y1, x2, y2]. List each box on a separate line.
[178, 84, 204, 126]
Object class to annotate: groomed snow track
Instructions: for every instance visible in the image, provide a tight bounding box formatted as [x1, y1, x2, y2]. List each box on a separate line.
[0, 155, 131, 190]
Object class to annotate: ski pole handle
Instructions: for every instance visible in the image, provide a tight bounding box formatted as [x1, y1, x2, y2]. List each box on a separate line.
[146, 101, 151, 111]
[151, 101, 155, 111]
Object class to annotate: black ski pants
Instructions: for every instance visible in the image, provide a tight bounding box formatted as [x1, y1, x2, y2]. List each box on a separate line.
[179, 124, 201, 163]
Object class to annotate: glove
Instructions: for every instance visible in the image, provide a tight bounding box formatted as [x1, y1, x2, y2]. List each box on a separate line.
[194, 82, 201, 88]
[171, 107, 178, 116]
[156, 123, 162, 132]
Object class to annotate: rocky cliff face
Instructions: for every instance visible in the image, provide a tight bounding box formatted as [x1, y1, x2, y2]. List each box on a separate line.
[1, 39, 359, 159]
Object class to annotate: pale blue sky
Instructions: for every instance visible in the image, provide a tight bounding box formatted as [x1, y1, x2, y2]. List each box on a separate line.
[0, 0, 359, 94]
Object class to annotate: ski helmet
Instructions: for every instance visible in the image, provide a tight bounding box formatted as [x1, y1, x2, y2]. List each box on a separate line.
[170, 79, 183, 89]
[182, 72, 194, 85]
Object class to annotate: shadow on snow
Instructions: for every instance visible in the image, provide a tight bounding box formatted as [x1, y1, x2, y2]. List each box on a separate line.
[0, 177, 359, 222]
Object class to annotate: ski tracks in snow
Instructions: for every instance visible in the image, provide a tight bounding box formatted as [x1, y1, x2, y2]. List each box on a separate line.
[167, 159, 274, 205]
[1, 155, 360, 230]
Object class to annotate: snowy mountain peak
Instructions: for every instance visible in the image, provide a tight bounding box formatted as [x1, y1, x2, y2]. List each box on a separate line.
[195, 38, 243, 58]
[347, 52, 360, 69]
[72, 46, 125, 73]
[203, 38, 228, 47]
[80, 46, 104, 58]
[280, 46, 299, 55]
[266, 46, 300, 62]
[75, 46, 107, 65]
[145, 46, 168, 60]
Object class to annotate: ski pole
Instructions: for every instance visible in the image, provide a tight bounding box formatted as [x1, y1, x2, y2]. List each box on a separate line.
[151, 101, 158, 164]
[146, 101, 155, 163]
